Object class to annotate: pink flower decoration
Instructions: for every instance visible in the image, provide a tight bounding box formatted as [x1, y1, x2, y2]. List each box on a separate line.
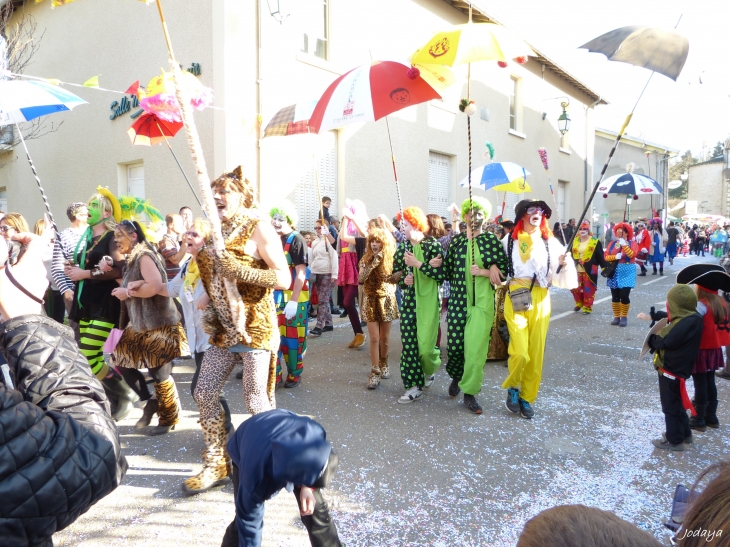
[538, 148, 549, 171]
[140, 94, 182, 122]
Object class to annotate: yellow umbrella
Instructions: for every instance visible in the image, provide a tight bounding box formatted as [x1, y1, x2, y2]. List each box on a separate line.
[414, 10, 535, 265]
[412, 22, 535, 67]
[493, 179, 532, 194]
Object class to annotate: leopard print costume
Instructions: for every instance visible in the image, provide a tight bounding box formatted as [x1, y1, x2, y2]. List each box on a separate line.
[196, 209, 280, 404]
[193, 345, 274, 427]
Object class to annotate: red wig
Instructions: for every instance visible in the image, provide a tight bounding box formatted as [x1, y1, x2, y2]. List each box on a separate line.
[613, 222, 634, 240]
[512, 215, 553, 241]
[397, 206, 428, 232]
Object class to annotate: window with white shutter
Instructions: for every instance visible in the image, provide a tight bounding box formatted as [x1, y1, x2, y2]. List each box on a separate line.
[292, 131, 337, 232]
[503, 192, 523, 221]
[428, 152, 451, 216]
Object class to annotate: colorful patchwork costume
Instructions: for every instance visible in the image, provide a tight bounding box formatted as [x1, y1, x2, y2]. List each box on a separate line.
[275, 231, 310, 385]
[569, 222, 606, 314]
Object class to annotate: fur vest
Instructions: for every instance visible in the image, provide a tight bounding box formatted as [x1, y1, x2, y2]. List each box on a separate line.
[122, 243, 180, 333]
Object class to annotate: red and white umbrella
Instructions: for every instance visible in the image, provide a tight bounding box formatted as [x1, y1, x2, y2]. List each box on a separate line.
[309, 60, 442, 133]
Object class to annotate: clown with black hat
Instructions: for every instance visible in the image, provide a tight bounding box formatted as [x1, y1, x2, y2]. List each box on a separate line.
[501, 199, 577, 419]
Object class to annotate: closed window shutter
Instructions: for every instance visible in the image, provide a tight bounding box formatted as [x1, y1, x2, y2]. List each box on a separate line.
[428, 152, 450, 216]
[294, 131, 337, 231]
[503, 192, 522, 221]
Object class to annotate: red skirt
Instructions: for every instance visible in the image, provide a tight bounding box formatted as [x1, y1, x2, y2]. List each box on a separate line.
[338, 252, 359, 286]
[692, 348, 724, 374]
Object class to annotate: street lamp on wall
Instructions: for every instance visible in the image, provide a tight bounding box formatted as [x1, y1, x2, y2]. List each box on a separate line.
[266, 0, 289, 24]
[558, 102, 571, 135]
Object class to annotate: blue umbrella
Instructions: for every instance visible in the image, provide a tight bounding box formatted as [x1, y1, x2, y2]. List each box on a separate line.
[598, 172, 663, 196]
[0, 79, 87, 230]
[459, 161, 532, 192]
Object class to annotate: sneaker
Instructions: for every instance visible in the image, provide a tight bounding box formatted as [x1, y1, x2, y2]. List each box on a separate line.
[398, 386, 423, 404]
[463, 394, 483, 414]
[505, 388, 520, 414]
[322, 325, 334, 332]
[662, 432, 693, 445]
[652, 438, 684, 451]
[519, 398, 534, 419]
[424, 375, 435, 388]
[309, 327, 323, 337]
[284, 378, 300, 389]
[448, 378, 461, 398]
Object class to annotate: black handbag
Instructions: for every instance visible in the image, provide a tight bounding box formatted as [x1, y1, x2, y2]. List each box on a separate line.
[601, 261, 618, 278]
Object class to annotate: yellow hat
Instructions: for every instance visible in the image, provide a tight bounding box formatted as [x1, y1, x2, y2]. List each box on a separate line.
[96, 186, 121, 223]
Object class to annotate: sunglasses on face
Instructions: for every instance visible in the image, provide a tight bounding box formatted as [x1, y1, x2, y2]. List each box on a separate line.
[0, 225, 12, 233]
[526, 207, 544, 215]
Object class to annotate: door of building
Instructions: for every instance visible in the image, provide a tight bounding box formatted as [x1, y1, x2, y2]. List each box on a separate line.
[127, 163, 145, 198]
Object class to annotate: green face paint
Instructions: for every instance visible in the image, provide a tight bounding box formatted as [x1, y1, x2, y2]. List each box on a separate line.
[87, 199, 103, 226]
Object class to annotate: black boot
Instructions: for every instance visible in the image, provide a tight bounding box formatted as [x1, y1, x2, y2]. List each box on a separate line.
[136, 398, 158, 429]
[102, 370, 140, 421]
[705, 401, 720, 428]
[689, 404, 707, 432]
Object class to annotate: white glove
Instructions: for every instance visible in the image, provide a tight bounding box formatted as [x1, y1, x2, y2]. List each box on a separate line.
[284, 300, 298, 320]
[618, 238, 626, 246]
[615, 252, 622, 260]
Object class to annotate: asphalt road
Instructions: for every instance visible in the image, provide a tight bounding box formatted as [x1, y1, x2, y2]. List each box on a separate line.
[55, 252, 730, 547]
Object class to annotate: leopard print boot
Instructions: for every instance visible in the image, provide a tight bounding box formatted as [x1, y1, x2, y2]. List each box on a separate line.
[182, 413, 231, 495]
[379, 357, 390, 379]
[147, 377, 180, 436]
[367, 364, 381, 390]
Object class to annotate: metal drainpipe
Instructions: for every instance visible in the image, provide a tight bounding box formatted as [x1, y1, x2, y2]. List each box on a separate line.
[584, 96, 602, 204]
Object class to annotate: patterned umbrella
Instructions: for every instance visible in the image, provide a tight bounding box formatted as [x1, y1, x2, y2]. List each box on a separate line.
[263, 101, 318, 137]
[599, 173, 663, 196]
[458, 162, 532, 193]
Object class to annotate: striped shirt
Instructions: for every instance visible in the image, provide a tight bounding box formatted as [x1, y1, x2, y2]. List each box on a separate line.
[51, 226, 87, 296]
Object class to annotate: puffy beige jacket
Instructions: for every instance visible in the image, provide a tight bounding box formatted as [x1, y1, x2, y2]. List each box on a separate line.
[308, 237, 339, 277]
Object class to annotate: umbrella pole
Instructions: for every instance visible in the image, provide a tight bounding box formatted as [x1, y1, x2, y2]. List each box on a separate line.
[558, 68, 658, 272]
[154, 0, 248, 340]
[501, 191, 507, 220]
[157, 124, 205, 214]
[557, 112, 632, 272]
[384, 116, 405, 239]
[10, 115, 57, 233]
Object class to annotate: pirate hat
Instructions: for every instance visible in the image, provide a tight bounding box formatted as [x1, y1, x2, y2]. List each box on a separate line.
[514, 199, 552, 220]
[678, 270, 730, 293]
[676, 264, 726, 286]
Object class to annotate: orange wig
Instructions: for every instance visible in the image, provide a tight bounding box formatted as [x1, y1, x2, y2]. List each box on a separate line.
[512, 216, 553, 241]
[397, 206, 428, 233]
[613, 222, 634, 240]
